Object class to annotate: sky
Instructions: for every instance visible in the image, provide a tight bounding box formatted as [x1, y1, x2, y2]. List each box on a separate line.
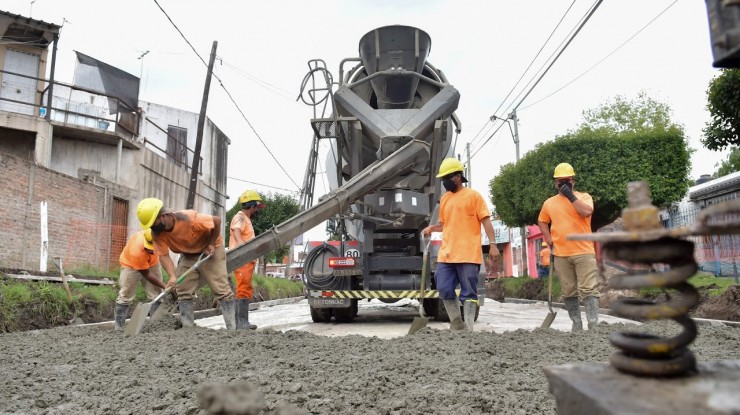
[4, 0, 731, 241]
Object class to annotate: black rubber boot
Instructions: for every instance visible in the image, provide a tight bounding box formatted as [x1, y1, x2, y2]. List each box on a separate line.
[236, 299, 257, 330]
[443, 299, 465, 330]
[179, 300, 195, 328]
[564, 297, 583, 331]
[220, 299, 237, 330]
[113, 303, 128, 331]
[584, 296, 599, 330]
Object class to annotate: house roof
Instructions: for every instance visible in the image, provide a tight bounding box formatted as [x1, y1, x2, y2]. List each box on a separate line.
[0, 9, 61, 48]
[689, 171, 740, 201]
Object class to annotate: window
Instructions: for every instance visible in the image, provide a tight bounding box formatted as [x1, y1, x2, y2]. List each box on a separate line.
[166, 126, 188, 167]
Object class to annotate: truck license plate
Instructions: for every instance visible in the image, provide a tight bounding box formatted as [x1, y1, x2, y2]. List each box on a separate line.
[309, 297, 351, 308]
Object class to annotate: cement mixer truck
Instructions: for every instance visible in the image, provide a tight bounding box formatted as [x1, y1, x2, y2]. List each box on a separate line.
[226, 25, 491, 323]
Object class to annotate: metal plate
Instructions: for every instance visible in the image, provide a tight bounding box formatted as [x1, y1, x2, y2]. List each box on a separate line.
[309, 297, 351, 308]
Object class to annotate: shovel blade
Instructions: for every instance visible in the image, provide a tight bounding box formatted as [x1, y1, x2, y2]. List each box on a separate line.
[124, 302, 153, 336]
[407, 316, 430, 335]
[149, 301, 174, 321]
[540, 311, 557, 329]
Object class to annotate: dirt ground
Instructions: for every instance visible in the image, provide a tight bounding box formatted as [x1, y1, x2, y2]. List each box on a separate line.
[1, 316, 739, 414]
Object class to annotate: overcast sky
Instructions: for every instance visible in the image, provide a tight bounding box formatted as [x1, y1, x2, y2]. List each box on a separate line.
[4, 0, 730, 238]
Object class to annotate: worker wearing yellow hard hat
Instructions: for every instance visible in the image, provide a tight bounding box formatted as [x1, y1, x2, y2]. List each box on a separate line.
[135, 198, 237, 330]
[537, 163, 600, 331]
[422, 157, 500, 331]
[114, 228, 164, 330]
[538, 241, 551, 279]
[228, 190, 266, 330]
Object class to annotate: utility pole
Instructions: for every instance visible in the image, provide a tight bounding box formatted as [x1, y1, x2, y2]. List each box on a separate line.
[466, 142, 472, 187]
[509, 109, 528, 278]
[186, 41, 217, 209]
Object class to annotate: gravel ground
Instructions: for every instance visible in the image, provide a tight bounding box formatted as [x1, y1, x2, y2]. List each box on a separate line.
[1, 319, 739, 415]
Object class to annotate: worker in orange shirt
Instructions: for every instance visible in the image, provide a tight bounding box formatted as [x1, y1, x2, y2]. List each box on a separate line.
[114, 229, 170, 330]
[422, 158, 500, 331]
[538, 241, 551, 279]
[538, 163, 600, 331]
[228, 190, 265, 330]
[136, 198, 236, 330]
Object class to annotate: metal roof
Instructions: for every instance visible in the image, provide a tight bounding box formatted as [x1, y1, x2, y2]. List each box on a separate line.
[688, 171, 740, 200]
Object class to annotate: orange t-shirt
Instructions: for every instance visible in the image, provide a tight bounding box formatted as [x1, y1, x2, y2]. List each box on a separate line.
[119, 230, 159, 270]
[437, 187, 491, 264]
[153, 210, 223, 256]
[540, 247, 551, 266]
[538, 192, 595, 257]
[228, 211, 254, 248]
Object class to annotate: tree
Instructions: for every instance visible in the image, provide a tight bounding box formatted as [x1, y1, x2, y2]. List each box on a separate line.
[489, 94, 691, 231]
[225, 191, 300, 264]
[702, 68, 740, 151]
[714, 146, 740, 178]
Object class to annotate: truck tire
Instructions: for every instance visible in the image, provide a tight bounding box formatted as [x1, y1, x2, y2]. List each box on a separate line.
[310, 306, 332, 323]
[425, 298, 449, 322]
[333, 300, 357, 323]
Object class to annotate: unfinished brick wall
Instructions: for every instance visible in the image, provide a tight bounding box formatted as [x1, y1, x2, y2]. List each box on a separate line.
[0, 152, 112, 272]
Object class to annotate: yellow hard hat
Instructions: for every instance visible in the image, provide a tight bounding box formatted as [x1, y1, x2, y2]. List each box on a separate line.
[137, 198, 163, 229]
[541, 241, 548, 247]
[553, 163, 576, 178]
[437, 157, 465, 178]
[239, 190, 265, 208]
[142, 228, 154, 251]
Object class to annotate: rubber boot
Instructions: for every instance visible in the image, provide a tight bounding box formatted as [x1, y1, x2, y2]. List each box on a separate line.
[113, 303, 128, 331]
[564, 297, 583, 332]
[443, 299, 465, 331]
[178, 300, 195, 328]
[463, 300, 477, 331]
[220, 299, 237, 331]
[236, 299, 257, 330]
[584, 296, 599, 330]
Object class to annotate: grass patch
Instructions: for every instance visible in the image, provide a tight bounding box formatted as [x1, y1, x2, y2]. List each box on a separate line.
[689, 272, 736, 296]
[65, 264, 120, 280]
[253, 275, 304, 299]
[499, 276, 562, 299]
[0, 281, 33, 331]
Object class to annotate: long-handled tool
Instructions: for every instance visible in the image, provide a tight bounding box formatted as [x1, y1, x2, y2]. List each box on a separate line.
[408, 236, 431, 335]
[541, 251, 557, 328]
[125, 253, 211, 336]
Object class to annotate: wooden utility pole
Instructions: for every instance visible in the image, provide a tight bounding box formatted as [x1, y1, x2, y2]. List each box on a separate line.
[186, 40, 217, 209]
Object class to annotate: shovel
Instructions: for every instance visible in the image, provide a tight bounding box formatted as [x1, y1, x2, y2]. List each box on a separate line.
[540, 251, 557, 328]
[408, 236, 432, 335]
[124, 253, 211, 336]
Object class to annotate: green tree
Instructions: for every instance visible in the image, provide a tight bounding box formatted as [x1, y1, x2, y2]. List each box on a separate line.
[490, 95, 691, 231]
[714, 146, 740, 178]
[225, 191, 300, 263]
[702, 68, 740, 151]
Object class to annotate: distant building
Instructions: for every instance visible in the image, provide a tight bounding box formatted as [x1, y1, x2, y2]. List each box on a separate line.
[0, 10, 229, 271]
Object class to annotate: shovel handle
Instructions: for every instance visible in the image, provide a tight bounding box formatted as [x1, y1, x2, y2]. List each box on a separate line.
[547, 252, 555, 311]
[173, 253, 212, 285]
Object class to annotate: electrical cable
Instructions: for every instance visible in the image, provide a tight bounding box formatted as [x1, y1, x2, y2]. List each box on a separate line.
[227, 176, 297, 194]
[153, 0, 301, 191]
[519, 0, 679, 111]
[470, 0, 578, 150]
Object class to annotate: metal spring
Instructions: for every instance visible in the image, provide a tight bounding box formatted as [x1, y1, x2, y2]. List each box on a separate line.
[603, 237, 699, 377]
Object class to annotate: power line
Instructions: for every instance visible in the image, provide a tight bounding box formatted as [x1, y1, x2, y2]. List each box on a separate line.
[152, 0, 301, 191]
[221, 60, 297, 102]
[227, 176, 298, 194]
[470, 0, 578, 150]
[471, 0, 604, 159]
[519, 0, 679, 112]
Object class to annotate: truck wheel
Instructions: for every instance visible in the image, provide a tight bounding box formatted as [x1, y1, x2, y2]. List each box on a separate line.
[333, 301, 357, 323]
[310, 306, 332, 323]
[425, 298, 449, 322]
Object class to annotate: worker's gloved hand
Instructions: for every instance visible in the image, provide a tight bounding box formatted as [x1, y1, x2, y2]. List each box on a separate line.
[558, 182, 578, 203]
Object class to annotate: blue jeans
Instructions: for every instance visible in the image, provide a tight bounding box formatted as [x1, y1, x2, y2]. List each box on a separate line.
[538, 265, 550, 278]
[434, 263, 480, 302]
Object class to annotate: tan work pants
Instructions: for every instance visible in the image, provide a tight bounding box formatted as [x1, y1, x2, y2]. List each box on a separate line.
[554, 254, 600, 300]
[175, 245, 234, 301]
[116, 266, 163, 305]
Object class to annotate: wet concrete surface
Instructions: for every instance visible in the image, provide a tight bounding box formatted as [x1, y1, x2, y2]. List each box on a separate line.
[1, 300, 739, 414]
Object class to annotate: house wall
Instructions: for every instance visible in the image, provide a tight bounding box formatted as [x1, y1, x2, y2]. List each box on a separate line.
[50, 137, 139, 188]
[0, 151, 120, 271]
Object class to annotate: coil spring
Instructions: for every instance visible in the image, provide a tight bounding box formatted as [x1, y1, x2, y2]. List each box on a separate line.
[603, 237, 699, 377]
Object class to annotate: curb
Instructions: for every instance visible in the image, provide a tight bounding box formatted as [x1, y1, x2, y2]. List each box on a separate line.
[502, 297, 740, 328]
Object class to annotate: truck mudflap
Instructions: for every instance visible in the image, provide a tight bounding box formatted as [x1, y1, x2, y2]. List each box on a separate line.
[307, 289, 484, 304]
